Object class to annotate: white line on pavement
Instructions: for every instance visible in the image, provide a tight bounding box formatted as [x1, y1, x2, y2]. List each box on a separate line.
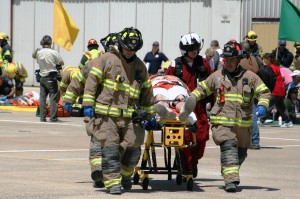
[260, 137, 300, 141]
[0, 119, 84, 127]
[0, 149, 88, 153]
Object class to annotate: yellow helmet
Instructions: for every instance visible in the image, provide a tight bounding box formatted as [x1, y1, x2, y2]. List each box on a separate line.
[246, 31, 257, 41]
[0, 32, 9, 40]
[5, 63, 17, 79]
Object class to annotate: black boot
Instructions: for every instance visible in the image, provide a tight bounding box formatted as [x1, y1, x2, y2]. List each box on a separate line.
[225, 182, 237, 192]
[192, 164, 198, 178]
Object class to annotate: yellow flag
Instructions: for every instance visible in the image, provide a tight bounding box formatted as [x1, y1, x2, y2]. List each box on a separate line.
[53, 0, 79, 51]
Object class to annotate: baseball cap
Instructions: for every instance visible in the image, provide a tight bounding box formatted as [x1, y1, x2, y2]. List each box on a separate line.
[279, 40, 286, 46]
[290, 70, 300, 76]
[152, 41, 159, 46]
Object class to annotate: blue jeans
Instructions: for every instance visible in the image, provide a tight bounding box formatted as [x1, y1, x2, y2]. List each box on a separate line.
[252, 105, 260, 145]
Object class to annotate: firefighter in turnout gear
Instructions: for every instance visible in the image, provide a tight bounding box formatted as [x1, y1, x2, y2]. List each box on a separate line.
[179, 41, 271, 192]
[0, 32, 13, 69]
[78, 39, 103, 69]
[3, 62, 28, 96]
[63, 33, 119, 188]
[59, 66, 80, 98]
[82, 27, 155, 194]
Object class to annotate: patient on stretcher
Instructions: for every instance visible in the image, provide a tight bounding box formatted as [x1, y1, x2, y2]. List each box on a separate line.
[152, 75, 197, 124]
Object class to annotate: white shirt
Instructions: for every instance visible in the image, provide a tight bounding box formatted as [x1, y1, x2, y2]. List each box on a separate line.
[36, 48, 63, 77]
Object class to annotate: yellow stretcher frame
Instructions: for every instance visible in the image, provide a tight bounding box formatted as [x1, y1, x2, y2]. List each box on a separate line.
[134, 118, 194, 191]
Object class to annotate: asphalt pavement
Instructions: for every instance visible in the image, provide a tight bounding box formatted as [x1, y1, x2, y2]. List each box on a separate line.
[0, 87, 299, 198]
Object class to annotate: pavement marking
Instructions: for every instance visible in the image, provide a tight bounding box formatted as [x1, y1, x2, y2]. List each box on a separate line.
[0, 119, 84, 127]
[260, 137, 300, 142]
[0, 149, 88, 153]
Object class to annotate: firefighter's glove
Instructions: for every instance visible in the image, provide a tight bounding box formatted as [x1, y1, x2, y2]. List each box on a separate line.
[84, 106, 94, 118]
[64, 102, 73, 113]
[0, 96, 7, 101]
[144, 117, 157, 131]
[255, 106, 266, 117]
[179, 95, 197, 122]
[132, 110, 150, 124]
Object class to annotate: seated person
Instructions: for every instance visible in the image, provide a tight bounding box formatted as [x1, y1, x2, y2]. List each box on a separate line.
[152, 75, 197, 124]
[0, 76, 15, 100]
[284, 87, 300, 124]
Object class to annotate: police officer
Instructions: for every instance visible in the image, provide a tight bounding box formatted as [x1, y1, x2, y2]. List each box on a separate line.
[2, 62, 28, 96]
[36, 35, 64, 122]
[0, 32, 13, 69]
[78, 39, 102, 69]
[63, 33, 119, 189]
[179, 41, 271, 192]
[82, 28, 155, 194]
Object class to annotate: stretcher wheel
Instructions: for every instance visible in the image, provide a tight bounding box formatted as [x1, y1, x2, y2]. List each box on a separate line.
[187, 178, 193, 191]
[142, 177, 149, 190]
[133, 173, 139, 185]
[176, 174, 182, 185]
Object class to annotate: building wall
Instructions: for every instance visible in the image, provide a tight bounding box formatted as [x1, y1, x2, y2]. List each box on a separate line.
[5, 0, 242, 86]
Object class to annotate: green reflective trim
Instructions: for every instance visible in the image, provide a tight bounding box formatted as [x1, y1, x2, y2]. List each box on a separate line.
[258, 98, 269, 106]
[210, 116, 252, 127]
[255, 83, 268, 94]
[199, 81, 212, 95]
[192, 90, 201, 100]
[143, 79, 152, 88]
[90, 158, 102, 169]
[216, 94, 244, 103]
[83, 94, 95, 103]
[104, 176, 122, 188]
[102, 79, 141, 99]
[76, 72, 86, 83]
[123, 108, 135, 117]
[143, 106, 155, 114]
[90, 67, 103, 82]
[95, 105, 121, 117]
[120, 168, 133, 177]
[222, 166, 239, 177]
[63, 91, 77, 101]
[102, 79, 115, 89]
[60, 82, 68, 89]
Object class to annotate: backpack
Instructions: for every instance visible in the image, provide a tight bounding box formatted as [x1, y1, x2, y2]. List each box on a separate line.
[173, 56, 207, 83]
[254, 56, 276, 92]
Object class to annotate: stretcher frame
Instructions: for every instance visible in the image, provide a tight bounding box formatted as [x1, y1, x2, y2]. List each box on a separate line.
[134, 118, 194, 191]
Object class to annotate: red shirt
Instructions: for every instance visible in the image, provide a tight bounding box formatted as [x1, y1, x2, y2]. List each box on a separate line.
[269, 63, 286, 96]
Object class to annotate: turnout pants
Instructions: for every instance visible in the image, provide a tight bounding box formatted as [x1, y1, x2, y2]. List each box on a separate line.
[92, 115, 145, 188]
[211, 125, 251, 185]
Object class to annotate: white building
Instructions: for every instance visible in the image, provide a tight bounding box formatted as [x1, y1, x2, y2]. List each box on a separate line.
[1, 0, 299, 86]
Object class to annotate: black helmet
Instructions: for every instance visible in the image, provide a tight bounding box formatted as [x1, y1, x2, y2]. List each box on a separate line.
[222, 41, 242, 58]
[100, 33, 119, 52]
[118, 27, 143, 51]
[40, 35, 52, 46]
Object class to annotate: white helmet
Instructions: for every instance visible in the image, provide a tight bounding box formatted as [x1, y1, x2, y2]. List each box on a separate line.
[179, 33, 204, 56]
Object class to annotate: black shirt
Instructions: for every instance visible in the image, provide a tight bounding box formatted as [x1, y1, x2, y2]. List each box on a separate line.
[143, 51, 168, 75]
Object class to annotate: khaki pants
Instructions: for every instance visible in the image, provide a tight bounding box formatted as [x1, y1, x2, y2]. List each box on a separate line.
[211, 125, 251, 148]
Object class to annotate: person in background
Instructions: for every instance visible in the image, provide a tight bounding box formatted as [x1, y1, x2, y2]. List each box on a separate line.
[0, 76, 15, 100]
[259, 53, 293, 128]
[178, 41, 270, 192]
[284, 87, 300, 124]
[271, 40, 294, 68]
[293, 42, 300, 70]
[36, 35, 64, 122]
[210, 40, 223, 71]
[78, 39, 102, 69]
[0, 32, 13, 69]
[143, 41, 169, 75]
[2, 62, 28, 96]
[243, 31, 263, 57]
[287, 70, 300, 94]
[205, 47, 217, 72]
[279, 64, 293, 90]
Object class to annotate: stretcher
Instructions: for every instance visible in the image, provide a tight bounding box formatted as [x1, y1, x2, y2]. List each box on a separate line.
[134, 113, 197, 191]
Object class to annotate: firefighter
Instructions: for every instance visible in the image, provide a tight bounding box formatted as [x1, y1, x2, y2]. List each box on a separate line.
[82, 27, 155, 194]
[179, 41, 271, 192]
[63, 33, 119, 188]
[165, 33, 212, 178]
[0, 32, 13, 69]
[59, 66, 80, 98]
[2, 62, 28, 96]
[243, 31, 263, 57]
[78, 39, 102, 69]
